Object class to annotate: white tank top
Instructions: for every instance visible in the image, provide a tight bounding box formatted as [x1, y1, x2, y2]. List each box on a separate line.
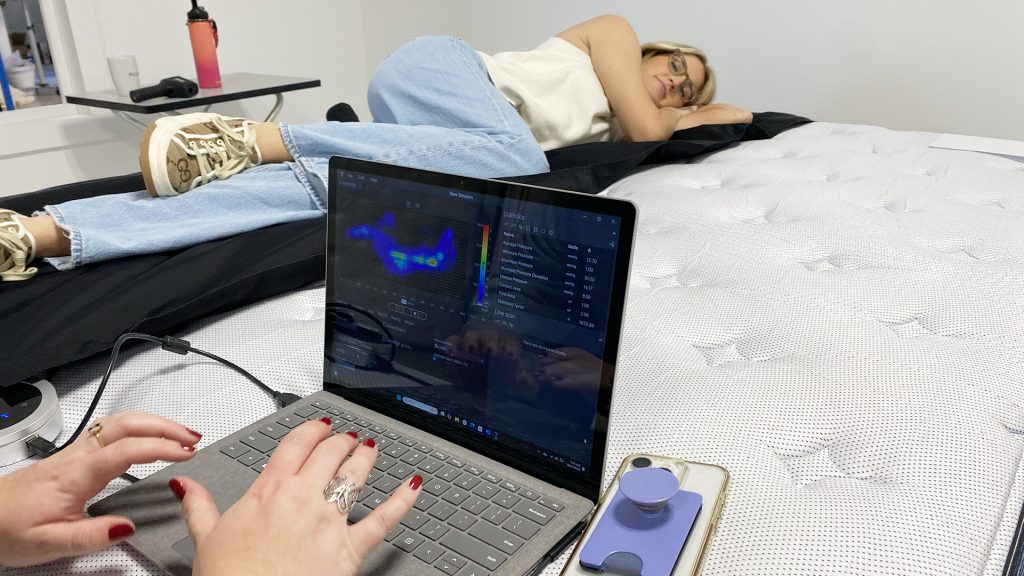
[478, 37, 619, 151]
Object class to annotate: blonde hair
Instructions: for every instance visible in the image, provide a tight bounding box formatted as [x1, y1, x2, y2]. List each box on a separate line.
[640, 41, 716, 106]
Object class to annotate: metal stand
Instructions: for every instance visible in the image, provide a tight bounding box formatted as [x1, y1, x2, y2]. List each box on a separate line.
[22, 0, 48, 87]
[111, 110, 148, 130]
[265, 93, 284, 121]
[113, 98, 280, 130]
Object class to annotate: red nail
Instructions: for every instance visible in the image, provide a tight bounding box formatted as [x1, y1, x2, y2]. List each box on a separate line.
[363, 437, 376, 448]
[182, 445, 196, 453]
[168, 478, 186, 501]
[409, 475, 423, 490]
[108, 523, 135, 540]
[346, 431, 358, 439]
[186, 428, 203, 440]
[320, 417, 332, 426]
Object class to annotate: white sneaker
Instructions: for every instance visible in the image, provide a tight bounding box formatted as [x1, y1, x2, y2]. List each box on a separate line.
[0, 210, 38, 281]
[140, 112, 262, 197]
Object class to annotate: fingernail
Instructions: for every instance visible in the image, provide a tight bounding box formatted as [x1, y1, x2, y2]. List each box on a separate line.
[182, 445, 196, 453]
[320, 417, 332, 426]
[363, 437, 376, 449]
[346, 431, 358, 439]
[168, 478, 186, 501]
[186, 428, 203, 440]
[409, 475, 423, 490]
[109, 524, 135, 540]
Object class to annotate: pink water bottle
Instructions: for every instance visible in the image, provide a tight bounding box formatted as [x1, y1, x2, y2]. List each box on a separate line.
[186, 0, 221, 89]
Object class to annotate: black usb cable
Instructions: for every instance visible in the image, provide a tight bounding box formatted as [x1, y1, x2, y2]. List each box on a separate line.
[27, 332, 300, 467]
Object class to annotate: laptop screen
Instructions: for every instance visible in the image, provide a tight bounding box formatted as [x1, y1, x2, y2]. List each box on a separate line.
[325, 158, 634, 498]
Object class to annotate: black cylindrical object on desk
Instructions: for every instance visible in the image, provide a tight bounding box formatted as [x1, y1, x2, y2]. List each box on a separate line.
[129, 76, 199, 103]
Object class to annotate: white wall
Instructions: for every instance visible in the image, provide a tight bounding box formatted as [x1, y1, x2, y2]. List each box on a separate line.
[3, 0, 1022, 199]
[359, 2, 470, 82]
[362, 0, 1024, 139]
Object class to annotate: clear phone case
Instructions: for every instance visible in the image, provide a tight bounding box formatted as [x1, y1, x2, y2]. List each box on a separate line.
[559, 453, 729, 576]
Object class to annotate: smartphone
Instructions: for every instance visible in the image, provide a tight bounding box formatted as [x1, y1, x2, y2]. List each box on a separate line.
[559, 453, 729, 576]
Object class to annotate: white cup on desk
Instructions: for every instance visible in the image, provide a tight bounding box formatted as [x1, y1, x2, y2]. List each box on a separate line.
[107, 55, 140, 97]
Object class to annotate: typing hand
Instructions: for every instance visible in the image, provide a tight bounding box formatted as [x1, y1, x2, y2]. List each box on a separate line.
[0, 412, 201, 567]
[177, 418, 421, 576]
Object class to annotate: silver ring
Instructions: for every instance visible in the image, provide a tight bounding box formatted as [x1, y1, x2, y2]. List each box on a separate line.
[324, 474, 361, 514]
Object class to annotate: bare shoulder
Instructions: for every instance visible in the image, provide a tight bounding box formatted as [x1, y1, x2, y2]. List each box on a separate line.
[556, 14, 636, 55]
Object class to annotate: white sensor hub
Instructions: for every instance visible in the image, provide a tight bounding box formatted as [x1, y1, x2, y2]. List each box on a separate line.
[0, 379, 63, 466]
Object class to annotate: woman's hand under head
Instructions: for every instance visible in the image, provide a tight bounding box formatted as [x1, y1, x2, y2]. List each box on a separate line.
[673, 103, 754, 132]
[178, 418, 421, 576]
[0, 412, 201, 568]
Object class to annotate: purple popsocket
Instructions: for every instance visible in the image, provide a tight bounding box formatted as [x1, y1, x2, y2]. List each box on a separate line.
[620, 467, 679, 512]
[580, 467, 702, 575]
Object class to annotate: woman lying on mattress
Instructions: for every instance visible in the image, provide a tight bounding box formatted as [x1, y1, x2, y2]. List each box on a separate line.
[0, 14, 751, 283]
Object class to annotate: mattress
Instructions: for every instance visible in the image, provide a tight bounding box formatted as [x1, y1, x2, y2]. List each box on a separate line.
[3, 121, 1022, 575]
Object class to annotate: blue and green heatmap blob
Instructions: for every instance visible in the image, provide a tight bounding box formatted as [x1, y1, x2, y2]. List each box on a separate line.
[346, 213, 455, 275]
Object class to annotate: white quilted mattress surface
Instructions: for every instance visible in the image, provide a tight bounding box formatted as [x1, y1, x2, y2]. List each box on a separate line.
[3, 122, 1023, 575]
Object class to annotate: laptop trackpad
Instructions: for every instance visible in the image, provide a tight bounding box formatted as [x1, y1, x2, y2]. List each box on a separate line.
[171, 536, 195, 564]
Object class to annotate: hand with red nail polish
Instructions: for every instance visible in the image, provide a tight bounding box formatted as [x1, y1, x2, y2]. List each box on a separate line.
[172, 418, 420, 576]
[0, 411, 200, 567]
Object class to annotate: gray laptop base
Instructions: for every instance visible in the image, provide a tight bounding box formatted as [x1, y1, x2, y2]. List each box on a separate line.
[90, 390, 593, 576]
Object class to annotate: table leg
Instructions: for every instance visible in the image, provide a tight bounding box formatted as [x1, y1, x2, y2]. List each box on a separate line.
[112, 110, 150, 130]
[265, 93, 284, 122]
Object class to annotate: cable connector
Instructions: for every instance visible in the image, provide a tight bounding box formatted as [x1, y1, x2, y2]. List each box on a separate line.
[161, 336, 191, 355]
[26, 435, 57, 458]
[275, 392, 302, 408]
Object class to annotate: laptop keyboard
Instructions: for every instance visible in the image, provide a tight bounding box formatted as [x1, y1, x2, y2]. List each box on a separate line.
[218, 399, 564, 575]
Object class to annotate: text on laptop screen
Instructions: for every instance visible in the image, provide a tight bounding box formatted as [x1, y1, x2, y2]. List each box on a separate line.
[326, 169, 625, 485]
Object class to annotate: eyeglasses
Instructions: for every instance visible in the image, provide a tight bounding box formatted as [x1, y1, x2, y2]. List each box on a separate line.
[668, 50, 698, 105]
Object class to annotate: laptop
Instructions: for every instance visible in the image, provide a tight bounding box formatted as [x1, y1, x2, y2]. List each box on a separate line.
[90, 156, 637, 576]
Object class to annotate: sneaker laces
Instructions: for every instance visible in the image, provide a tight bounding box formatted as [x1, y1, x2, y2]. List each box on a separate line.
[0, 210, 38, 281]
[188, 116, 260, 186]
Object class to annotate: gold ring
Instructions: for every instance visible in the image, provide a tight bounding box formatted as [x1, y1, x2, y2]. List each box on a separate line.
[87, 422, 105, 447]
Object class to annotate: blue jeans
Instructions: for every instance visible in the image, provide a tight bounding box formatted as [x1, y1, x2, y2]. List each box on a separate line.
[44, 36, 548, 269]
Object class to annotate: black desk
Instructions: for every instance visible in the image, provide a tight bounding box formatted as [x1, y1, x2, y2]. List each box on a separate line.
[66, 72, 321, 126]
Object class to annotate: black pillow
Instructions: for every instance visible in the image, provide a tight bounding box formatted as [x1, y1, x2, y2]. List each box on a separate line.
[514, 112, 812, 193]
